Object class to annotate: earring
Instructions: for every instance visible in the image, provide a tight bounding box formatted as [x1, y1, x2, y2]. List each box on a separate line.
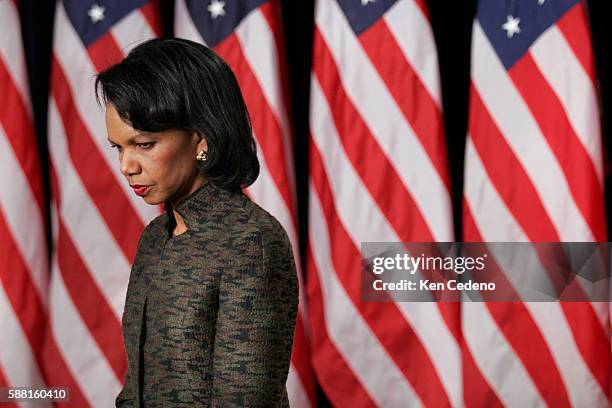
[196, 150, 207, 161]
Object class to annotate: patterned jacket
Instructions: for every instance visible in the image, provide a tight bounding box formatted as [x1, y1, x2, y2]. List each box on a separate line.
[115, 182, 299, 407]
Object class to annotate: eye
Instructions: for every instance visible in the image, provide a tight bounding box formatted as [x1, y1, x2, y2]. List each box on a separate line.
[137, 142, 155, 150]
[110, 144, 122, 151]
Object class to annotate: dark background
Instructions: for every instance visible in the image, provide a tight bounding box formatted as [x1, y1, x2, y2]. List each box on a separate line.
[16, 1, 611, 404]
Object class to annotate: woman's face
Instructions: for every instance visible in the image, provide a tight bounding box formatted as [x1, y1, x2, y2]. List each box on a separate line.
[105, 104, 207, 206]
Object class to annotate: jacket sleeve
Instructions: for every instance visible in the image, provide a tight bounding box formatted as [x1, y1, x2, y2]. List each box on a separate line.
[115, 255, 139, 408]
[115, 273, 138, 408]
[115, 223, 156, 408]
[212, 228, 299, 407]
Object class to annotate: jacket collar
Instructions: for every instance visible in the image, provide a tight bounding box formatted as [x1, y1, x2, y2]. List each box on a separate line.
[164, 182, 239, 235]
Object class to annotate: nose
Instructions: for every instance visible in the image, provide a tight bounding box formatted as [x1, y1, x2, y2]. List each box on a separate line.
[119, 149, 141, 177]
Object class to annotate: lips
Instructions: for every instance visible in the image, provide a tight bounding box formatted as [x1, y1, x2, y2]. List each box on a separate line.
[131, 185, 151, 196]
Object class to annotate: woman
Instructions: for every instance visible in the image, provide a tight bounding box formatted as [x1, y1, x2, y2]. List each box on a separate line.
[96, 38, 298, 407]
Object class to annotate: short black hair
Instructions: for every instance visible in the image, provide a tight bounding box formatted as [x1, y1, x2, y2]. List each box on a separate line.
[95, 37, 259, 190]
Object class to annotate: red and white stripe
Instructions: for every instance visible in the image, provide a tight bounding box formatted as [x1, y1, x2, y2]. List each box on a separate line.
[464, 2, 611, 406]
[47, 2, 161, 406]
[0, 1, 50, 406]
[174, 1, 317, 406]
[308, 0, 459, 405]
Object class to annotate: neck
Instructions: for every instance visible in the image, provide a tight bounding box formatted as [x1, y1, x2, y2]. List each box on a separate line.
[172, 210, 188, 236]
[170, 172, 206, 205]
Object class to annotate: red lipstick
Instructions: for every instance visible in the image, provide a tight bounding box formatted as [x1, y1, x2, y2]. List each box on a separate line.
[131, 185, 150, 196]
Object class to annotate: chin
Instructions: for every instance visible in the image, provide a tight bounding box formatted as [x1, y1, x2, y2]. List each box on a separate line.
[142, 195, 163, 206]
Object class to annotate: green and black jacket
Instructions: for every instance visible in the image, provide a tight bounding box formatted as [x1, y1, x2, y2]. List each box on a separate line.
[116, 182, 298, 407]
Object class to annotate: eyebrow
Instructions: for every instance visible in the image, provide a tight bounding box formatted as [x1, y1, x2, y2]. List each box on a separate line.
[107, 133, 155, 145]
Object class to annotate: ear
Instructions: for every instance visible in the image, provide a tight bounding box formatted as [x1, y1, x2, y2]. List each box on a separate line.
[192, 131, 208, 153]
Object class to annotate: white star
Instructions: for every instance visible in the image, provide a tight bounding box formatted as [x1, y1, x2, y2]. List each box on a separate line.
[538, 0, 547, 4]
[361, 0, 375, 5]
[502, 15, 521, 38]
[207, 0, 226, 19]
[87, 4, 105, 24]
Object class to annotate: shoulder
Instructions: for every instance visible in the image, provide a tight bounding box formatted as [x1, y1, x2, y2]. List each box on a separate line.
[132, 213, 168, 265]
[140, 213, 168, 244]
[237, 198, 293, 254]
[221, 200, 298, 295]
[216, 197, 295, 272]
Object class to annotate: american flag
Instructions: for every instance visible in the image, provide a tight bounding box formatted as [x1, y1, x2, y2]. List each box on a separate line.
[174, 1, 317, 406]
[0, 0, 50, 403]
[307, 0, 460, 406]
[47, 1, 161, 406]
[464, 0, 611, 406]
